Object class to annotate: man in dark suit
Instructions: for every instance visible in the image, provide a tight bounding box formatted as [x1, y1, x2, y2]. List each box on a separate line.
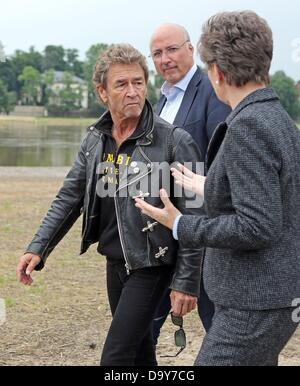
[149, 23, 231, 343]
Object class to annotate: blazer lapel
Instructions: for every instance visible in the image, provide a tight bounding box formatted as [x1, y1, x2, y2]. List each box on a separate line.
[156, 94, 167, 115]
[173, 67, 203, 126]
[205, 122, 228, 173]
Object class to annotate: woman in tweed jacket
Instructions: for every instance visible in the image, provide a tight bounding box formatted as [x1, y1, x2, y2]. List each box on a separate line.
[135, 11, 300, 366]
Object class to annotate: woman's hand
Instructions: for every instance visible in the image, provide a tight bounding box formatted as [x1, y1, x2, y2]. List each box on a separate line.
[171, 163, 206, 197]
[135, 189, 181, 230]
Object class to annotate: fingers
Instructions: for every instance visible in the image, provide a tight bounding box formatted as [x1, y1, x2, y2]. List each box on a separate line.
[16, 259, 33, 286]
[16, 257, 27, 281]
[135, 198, 167, 227]
[174, 176, 193, 190]
[16, 254, 41, 286]
[135, 190, 168, 219]
[176, 163, 195, 178]
[176, 299, 196, 316]
[170, 290, 185, 316]
[171, 164, 195, 180]
[22, 275, 33, 286]
[189, 298, 197, 313]
[159, 189, 173, 208]
[170, 290, 198, 316]
[170, 302, 183, 317]
[135, 190, 180, 230]
[171, 166, 194, 192]
[135, 198, 156, 217]
[180, 301, 189, 317]
[171, 168, 186, 186]
[26, 259, 38, 276]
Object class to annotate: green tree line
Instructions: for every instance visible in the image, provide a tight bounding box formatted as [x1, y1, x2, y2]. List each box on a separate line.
[0, 42, 299, 120]
[0, 43, 162, 116]
[270, 72, 300, 121]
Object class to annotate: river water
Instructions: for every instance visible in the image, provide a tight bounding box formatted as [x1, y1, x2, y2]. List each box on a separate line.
[0, 122, 88, 167]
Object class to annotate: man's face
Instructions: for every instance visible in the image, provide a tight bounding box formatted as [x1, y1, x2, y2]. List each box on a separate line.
[97, 63, 147, 121]
[150, 28, 194, 85]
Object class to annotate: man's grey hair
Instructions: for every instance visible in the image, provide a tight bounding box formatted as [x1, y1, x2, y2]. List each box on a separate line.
[181, 25, 191, 42]
[93, 44, 149, 105]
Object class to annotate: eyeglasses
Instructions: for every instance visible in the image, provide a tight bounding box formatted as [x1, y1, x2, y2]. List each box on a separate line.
[150, 40, 190, 62]
[160, 313, 186, 358]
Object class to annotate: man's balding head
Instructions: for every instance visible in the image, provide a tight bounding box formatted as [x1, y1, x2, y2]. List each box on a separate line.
[150, 23, 194, 85]
[150, 23, 190, 47]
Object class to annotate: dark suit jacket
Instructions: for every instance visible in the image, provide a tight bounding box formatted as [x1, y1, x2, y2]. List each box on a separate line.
[156, 67, 231, 160]
[177, 88, 300, 310]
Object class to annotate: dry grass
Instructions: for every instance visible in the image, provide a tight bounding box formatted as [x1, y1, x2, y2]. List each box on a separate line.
[0, 168, 299, 366]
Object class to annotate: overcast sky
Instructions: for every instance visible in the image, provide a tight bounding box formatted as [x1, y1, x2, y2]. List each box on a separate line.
[1, 0, 299, 80]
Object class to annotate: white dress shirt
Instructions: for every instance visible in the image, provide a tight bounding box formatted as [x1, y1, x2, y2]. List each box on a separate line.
[159, 64, 197, 124]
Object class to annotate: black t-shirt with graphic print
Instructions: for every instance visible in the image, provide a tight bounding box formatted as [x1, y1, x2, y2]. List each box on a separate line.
[97, 119, 145, 263]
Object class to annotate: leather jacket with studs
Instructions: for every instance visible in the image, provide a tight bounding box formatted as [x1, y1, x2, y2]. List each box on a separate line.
[26, 101, 203, 296]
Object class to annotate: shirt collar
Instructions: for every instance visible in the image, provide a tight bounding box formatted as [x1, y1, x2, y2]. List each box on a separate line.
[161, 63, 197, 98]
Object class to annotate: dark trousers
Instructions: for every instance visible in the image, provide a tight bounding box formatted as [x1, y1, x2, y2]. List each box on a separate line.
[152, 279, 215, 344]
[100, 261, 173, 366]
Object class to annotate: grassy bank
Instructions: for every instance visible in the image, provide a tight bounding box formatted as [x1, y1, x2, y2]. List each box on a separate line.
[0, 172, 203, 366]
[1, 115, 299, 128]
[0, 116, 98, 127]
[0, 170, 299, 365]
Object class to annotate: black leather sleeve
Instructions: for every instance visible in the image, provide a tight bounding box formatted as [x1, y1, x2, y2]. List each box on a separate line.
[169, 128, 204, 297]
[25, 134, 88, 270]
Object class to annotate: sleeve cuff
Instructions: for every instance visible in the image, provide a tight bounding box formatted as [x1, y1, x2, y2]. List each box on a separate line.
[172, 214, 183, 240]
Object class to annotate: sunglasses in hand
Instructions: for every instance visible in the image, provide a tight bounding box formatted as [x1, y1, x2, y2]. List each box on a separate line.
[160, 313, 186, 358]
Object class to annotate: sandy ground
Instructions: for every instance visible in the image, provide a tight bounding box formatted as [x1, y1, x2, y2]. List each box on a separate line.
[0, 167, 299, 366]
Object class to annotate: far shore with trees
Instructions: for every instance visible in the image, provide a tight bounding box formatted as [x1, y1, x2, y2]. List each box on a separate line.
[0, 42, 163, 119]
[0, 42, 299, 123]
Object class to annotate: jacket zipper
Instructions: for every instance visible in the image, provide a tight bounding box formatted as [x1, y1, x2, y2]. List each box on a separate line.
[114, 195, 130, 274]
[114, 145, 153, 275]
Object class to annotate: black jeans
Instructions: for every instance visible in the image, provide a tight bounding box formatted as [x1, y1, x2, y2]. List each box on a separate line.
[100, 261, 173, 366]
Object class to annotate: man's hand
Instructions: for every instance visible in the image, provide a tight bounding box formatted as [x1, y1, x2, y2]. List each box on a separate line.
[16, 253, 42, 286]
[170, 290, 197, 317]
[135, 189, 181, 230]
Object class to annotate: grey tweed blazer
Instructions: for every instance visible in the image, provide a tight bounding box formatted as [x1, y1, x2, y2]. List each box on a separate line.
[178, 88, 300, 310]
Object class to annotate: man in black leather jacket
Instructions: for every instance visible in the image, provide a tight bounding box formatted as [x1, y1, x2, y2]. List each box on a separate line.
[16, 44, 203, 366]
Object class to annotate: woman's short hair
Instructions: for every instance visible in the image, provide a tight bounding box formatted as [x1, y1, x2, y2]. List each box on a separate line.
[198, 11, 273, 86]
[93, 44, 149, 104]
